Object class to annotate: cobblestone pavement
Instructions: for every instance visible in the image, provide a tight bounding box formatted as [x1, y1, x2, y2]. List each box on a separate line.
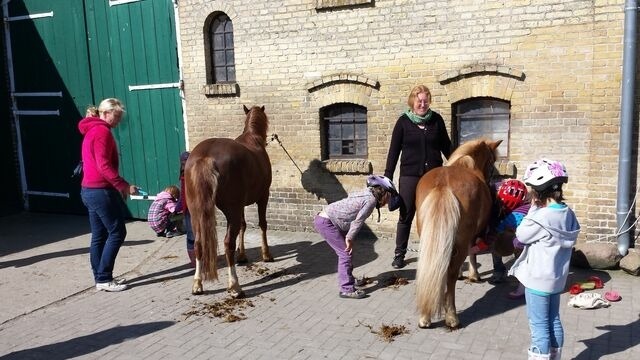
[0, 213, 639, 359]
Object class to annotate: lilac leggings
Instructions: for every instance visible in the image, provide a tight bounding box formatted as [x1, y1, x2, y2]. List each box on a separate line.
[313, 215, 355, 293]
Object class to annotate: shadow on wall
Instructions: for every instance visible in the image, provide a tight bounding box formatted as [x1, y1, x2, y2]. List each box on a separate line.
[301, 159, 348, 204]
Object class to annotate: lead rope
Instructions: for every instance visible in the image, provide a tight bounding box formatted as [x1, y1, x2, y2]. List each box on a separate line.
[267, 134, 303, 175]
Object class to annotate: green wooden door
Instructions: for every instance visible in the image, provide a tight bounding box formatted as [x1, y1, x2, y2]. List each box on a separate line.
[86, 0, 184, 218]
[5, 0, 184, 219]
[6, 0, 93, 214]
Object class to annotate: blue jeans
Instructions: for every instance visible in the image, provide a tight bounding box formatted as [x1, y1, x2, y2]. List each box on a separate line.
[314, 215, 354, 293]
[184, 211, 194, 251]
[81, 188, 128, 283]
[525, 288, 563, 354]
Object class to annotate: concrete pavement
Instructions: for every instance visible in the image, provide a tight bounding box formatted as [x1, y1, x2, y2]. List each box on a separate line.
[0, 212, 639, 359]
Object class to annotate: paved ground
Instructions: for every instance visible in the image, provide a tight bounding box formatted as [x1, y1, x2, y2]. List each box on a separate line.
[0, 212, 639, 360]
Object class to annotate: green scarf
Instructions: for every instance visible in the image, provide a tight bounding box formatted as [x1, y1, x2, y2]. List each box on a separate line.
[404, 109, 433, 125]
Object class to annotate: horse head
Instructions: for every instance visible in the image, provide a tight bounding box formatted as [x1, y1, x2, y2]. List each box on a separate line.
[446, 139, 502, 182]
[241, 105, 269, 146]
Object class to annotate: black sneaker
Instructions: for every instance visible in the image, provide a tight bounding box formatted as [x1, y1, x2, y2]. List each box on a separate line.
[392, 255, 406, 269]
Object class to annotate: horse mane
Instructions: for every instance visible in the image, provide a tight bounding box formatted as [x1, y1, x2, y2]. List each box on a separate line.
[242, 105, 269, 147]
[446, 139, 500, 180]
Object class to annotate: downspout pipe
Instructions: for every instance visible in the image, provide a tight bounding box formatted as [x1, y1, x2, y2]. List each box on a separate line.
[616, 0, 638, 256]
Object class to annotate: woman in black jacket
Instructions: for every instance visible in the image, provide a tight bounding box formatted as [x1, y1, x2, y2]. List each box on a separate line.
[384, 85, 452, 268]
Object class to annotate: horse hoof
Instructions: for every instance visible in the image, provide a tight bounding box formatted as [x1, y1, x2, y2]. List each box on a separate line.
[263, 256, 274, 262]
[229, 289, 245, 299]
[192, 281, 203, 295]
[418, 319, 431, 329]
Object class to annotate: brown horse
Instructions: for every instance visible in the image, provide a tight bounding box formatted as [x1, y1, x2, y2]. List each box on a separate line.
[414, 139, 501, 329]
[185, 105, 273, 298]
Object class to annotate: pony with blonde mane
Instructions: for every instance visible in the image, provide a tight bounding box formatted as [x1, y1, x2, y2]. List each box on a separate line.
[185, 105, 273, 298]
[414, 139, 501, 329]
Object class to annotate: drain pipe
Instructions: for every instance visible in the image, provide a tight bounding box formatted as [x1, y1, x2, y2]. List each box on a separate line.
[616, 0, 638, 256]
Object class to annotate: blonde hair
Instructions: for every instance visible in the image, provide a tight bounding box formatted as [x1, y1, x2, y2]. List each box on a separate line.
[98, 98, 125, 115]
[407, 85, 432, 108]
[85, 106, 99, 117]
[164, 185, 180, 199]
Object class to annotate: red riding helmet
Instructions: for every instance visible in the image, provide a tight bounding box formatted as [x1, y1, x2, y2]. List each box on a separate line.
[497, 179, 528, 212]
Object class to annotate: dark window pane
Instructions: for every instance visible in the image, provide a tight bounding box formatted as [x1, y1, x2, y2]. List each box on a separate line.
[215, 67, 226, 82]
[456, 98, 510, 158]
[321, 103, 368, 159]
[226, 67, 236, 82]
[328, 124, 341, 139]
[342, 124, 354, 139]
[226, 49, 235, 63]
[329, 140, 341, 155]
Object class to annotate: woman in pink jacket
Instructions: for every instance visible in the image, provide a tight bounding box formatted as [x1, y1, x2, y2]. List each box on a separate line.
[78, 98, 138, 292]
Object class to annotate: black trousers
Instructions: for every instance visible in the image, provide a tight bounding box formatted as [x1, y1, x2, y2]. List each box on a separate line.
[394, 175, 421, 256]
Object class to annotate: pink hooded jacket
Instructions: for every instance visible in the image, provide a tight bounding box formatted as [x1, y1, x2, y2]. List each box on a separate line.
[78, 116, 129, 191]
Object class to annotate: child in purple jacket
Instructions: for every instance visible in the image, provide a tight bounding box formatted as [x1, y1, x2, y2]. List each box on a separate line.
[313, 175, 399, 299]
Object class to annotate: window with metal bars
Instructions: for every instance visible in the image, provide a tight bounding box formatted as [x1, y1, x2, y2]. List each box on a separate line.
[208, 13, 235, 83]
[453, 97, 510, 158]
[321, 103, 368, 159]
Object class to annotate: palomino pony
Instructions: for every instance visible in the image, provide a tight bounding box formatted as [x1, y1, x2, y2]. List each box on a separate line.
[414, 139, 501, 329]
[185, 105, 273, 298]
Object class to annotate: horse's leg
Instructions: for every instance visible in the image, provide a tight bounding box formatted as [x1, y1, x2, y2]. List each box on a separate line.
[445, 253, 464, 329]
[236, 212, 248, 263]
[257, 198, 273, 262]
[466, 253, 481, 283]
[224, 218, 244, 298]
[192, 252, 203, 295]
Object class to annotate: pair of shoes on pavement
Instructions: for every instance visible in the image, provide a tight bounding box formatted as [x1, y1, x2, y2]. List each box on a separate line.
[96, 278, 128, 292]
[391, 255, 406, 269]
[339, 289, 366, 299]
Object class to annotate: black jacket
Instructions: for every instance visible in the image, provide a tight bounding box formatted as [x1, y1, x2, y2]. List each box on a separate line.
[384, 112, 452, 179]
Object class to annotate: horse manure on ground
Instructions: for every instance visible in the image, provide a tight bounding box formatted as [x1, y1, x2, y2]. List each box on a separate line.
[384, 274, 409, 288]
[182, 297, 254, 322]
[244, 263, 270, 275]
[358, 320, 409, 342]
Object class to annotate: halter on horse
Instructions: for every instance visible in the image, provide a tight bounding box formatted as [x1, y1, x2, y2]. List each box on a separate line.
[185, 105, 273, 298]
[414, 139, 501, 329]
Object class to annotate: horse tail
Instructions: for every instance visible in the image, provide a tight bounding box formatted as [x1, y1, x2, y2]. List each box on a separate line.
[415, 186, 460, 320]
[186, 156, 219, 280]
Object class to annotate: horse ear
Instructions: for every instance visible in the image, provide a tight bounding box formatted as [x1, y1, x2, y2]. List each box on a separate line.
[243, 105, 250, 114]
[490, 140, 503, 150]
[261, 106, 265, 112]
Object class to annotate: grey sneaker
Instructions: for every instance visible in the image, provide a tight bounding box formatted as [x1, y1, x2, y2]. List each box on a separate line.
[96, 281, 128, 292]
[339, 289, 366, 299]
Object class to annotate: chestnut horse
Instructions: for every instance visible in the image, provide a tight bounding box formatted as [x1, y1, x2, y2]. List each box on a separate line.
[185, 105, 273, 298]
[414, 139, 501, 329]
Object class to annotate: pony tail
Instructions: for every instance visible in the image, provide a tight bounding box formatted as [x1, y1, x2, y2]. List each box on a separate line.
[415, 187, 460, 321]
[186, 157, 219, 280]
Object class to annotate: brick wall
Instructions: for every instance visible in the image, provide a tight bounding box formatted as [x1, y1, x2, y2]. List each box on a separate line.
[178, 0, 635, 245]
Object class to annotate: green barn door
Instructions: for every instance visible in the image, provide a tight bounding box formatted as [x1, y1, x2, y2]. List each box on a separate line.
[86, 0, 185, 219]
[6, 0, 93, 214]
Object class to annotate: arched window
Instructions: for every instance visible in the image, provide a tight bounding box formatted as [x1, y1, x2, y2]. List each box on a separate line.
[320, 103, 368, 159]
[453, 98, 510, 158]
[207, 13, 235, 84]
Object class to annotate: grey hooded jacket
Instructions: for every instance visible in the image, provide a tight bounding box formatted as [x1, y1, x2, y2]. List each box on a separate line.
[508, 204, 581, 294]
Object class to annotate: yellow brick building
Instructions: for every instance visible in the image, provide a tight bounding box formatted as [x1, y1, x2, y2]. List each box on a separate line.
[177, 0, 634, 245]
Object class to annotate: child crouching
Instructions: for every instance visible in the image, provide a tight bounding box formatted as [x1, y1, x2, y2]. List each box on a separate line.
[148, 185, 182, 238]
[313, 175, 399, 299]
